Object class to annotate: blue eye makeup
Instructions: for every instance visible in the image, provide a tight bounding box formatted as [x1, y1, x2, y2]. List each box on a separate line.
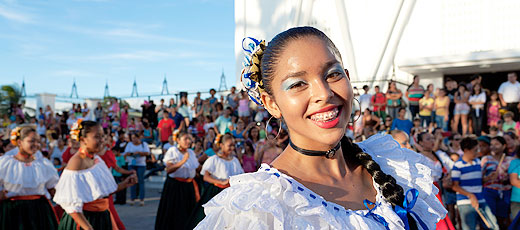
[281, 78, 306, 91]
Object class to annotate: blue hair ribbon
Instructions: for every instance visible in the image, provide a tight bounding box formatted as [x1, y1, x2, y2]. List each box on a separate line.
[242, 37, 262, 54]
[394, 188, 429, 230]
[363, 199, 390, 230]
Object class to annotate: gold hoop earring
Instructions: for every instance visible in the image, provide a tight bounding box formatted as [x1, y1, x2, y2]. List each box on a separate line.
[349, 98, 361, 125]
[265, 116, 282, 140]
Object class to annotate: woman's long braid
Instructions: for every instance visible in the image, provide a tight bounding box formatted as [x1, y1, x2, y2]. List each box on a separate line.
[340, 136, 418, 229]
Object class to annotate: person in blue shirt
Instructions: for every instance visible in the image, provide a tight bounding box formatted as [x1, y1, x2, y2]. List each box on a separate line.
[390, 108, 413, 135]
[451, 137, 498, 230]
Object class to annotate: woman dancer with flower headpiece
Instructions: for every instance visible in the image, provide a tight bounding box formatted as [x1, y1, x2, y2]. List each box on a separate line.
[0, 125, 59, 230]
[155, 132, 200, 230]
[195, 27, 447, 230]
[53, 120, 137, 230]
[187, 133, 244, 229]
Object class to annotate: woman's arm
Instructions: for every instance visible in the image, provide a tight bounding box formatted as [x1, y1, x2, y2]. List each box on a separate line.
[115, 174, 137, 192]
[454, 92, 461, 103]
[69, 213, 93, 230]
[510, 173, 520, 188]
[114, 165, 135, 175]
[203, 171, 228, 185]
[165, 153, 189, 174]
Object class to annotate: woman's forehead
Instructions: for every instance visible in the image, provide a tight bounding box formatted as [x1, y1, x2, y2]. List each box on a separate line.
[276, 37, 340, 78]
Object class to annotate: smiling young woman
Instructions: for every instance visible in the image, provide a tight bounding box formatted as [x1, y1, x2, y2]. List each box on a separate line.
[194, 27, 446, 230]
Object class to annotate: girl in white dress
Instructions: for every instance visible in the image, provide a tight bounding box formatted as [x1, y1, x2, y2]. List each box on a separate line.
[188, 133, 244, 228]
[195, 27, 447, 229]
[155, 132, 200, 230]
[53, 120, 136, 230]
[0, 125, 59, 230]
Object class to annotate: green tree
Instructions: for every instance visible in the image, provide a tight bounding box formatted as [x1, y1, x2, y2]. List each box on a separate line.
[0, 84, 22, 115]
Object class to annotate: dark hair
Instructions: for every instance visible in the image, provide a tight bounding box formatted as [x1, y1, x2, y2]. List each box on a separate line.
[17, 126, 37, 143]
[398, 107, 406, 113]
[471, 74, 481, 81]
[363, 85, 369, 90]
[177, 132, 190, 141]
[219, 133, 234, 146]
[460, 137, 478, 151]
[407, 75, 420, 90]
[51, 132, 59, 140]
[341, 137, 417, 228]
[491, 136, 507, 146]
[416, 131, 429, 143]
[53, 157, 61, 165]
[504, 132, 517, 140]
[457, 83, 467, 91]
[472, 83, 482, 95]
[259, 26, 414, 226]
[79, 121, 99, 140]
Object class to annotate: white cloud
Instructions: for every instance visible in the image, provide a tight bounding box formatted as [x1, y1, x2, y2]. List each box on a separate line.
[0, 5, 33, 23]
[51, 70, 102, 78]
[89, 50, 172, 61]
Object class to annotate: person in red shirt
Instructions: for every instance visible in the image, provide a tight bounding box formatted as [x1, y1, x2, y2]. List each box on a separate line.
[371, 85, 387, 120]
[158, 112, 175, 145]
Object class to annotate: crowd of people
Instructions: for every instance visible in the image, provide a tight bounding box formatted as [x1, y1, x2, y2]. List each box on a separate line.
[0, 86, 288, 229]
[1, 26, 520, 229]
[355, 72, 520, 229]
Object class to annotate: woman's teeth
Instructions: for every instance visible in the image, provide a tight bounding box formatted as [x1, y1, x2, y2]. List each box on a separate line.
[310, 107, 339, 122]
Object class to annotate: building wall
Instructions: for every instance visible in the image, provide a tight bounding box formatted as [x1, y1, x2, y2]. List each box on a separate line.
[235, 0, 520, 89]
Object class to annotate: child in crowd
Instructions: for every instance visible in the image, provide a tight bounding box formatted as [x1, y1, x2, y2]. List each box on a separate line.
[502, 112, 518, 134]
[487, 91, 501, 128]
[451, 137, 499, 230]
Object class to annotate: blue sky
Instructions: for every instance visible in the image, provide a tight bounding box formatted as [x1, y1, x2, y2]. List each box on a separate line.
[0, 0, 235, 98]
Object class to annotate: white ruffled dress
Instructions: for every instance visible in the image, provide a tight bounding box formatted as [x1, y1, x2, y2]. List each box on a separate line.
[195, 134, 447, 230]
[53, 155, 118, 214]
[0, 155, 59, 198]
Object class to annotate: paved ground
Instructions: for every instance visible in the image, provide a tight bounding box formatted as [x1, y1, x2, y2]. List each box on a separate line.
[115, 179, 164, 230]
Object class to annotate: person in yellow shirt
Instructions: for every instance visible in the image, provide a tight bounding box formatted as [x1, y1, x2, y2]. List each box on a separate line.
[434, 89, 450, 131]
[419, 90, 435, 128]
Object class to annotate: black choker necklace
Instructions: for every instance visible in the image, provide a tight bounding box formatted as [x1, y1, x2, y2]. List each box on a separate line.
[289, 140, 341, 159]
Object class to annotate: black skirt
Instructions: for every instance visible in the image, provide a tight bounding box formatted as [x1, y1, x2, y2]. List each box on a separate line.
[58, 209, 112, 230]
[0, 196, 58, 230]
[186, 183, 225, 229]
[155, 177, 198, 230]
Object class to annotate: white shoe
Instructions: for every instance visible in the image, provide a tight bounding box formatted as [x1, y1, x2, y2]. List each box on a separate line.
[139, 200, 145, 206]
[128, 200, 134, 206]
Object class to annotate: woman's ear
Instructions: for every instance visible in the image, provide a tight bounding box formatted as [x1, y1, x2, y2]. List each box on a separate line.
[344, 69, 350, 80]
[260, 92, 281, 119]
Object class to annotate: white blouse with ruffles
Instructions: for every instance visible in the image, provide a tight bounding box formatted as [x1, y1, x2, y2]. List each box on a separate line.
[0, 155, 59, 199]
[195, 134, 447, 230]
[163, 147, 200, 179]
[53, 155, 117, 214]
[200, 155, 244, 181]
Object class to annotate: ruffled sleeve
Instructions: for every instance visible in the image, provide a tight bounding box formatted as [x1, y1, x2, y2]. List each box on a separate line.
[0, 155, 59, 198]
[200, 155, 216, 176]
[163, 147, 181, 164]
[356, 133, 448, 229]
[53, 156, 117, 213]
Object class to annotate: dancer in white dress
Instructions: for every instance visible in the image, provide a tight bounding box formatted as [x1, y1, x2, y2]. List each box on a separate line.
[195, 27, 447, 229]
[187, 133, 244, 229]
[0, 125, 59, 230]
[53, 120, 136, 230]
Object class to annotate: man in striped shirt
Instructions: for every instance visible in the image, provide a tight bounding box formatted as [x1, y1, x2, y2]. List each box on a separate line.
[451, 137, 499, 230]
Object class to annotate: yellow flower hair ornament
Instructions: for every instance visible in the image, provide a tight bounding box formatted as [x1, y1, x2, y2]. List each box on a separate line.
[70, 118, 84, 141]
[10, 126, 22, 146]
[214, 134, 223, 148]
[241, 37, 266, 106]
[172, 129, 180, 142]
